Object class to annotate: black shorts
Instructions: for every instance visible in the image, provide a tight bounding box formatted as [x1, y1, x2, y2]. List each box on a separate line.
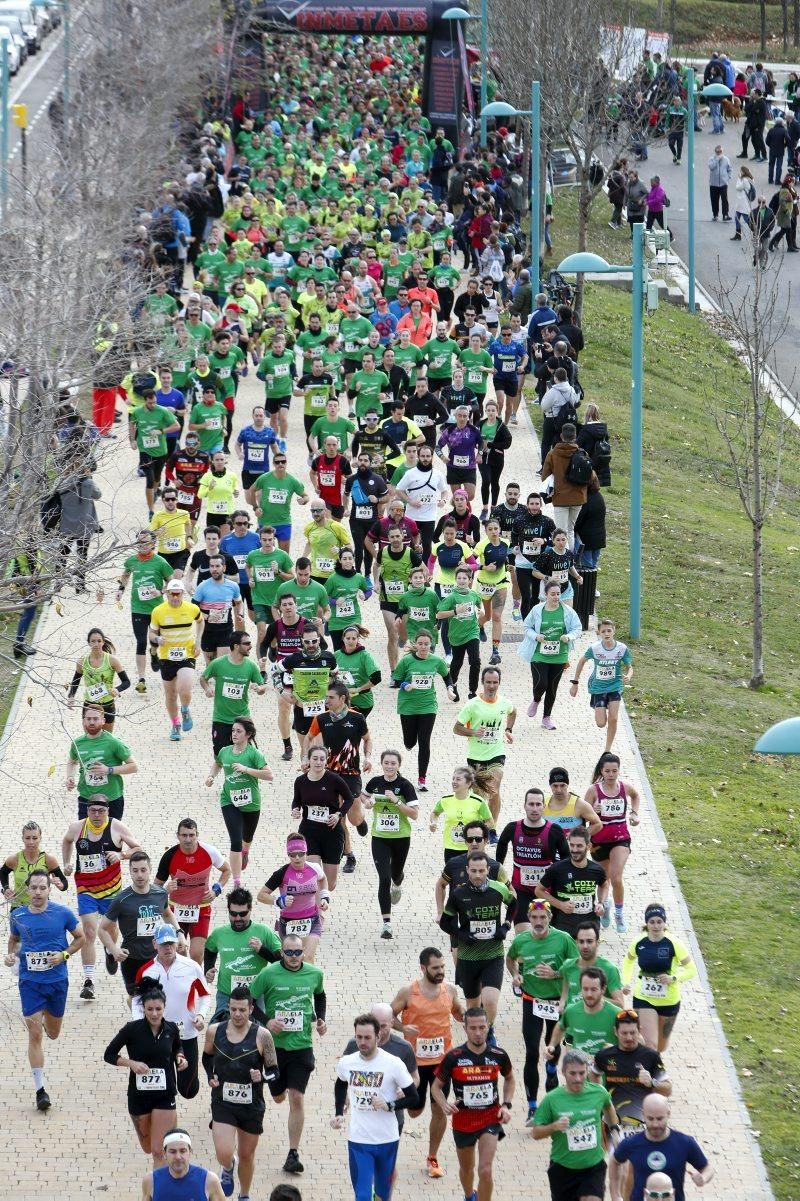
[211, 1100, 265, 1134]
[268, 1046, 316, 1097]
[492, 373, 519, 397]
[204, 513, 230, 531]
[292, 709, 314, 735]
[514, 887, 540, 921]
[101, 702, 117, 723]
[139, 453, 168, 488]
[78, 794, 124, 821]
[201, 623, 234, 652]
[379, 598, 400, 615]
[160, 549, 190, 573]
[128, 1091, 177, 1117]
[266, 394, 292, 415]
[120, 956, 152, 997]
[159, 657, 196, 681]
[467, 755, 506, 771]
[634, 997, 681, 1017]
[428, 376, 451, 392]
[327, 504, 345, 520]
[547, 1159, 606, 1201]
[446, 466, 477, 486]
[590, 690, 622, 709]
[415, 1063, 439, 1109]
[212, 721, 234, 757]
[300, 821, 345, 865]
[240, 582, 253, 611]
[453, 1122, 505, 1149]
[590, 838, 631, 861]
[241, 470, 264, 490]
[455, 955, 505, 998]
[342, 357, 360, 376]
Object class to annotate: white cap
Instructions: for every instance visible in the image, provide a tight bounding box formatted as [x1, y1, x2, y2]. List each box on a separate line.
[166, 579, 185, 593]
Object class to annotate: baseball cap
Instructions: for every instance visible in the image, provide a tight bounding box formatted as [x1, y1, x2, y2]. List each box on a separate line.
[167, 579, 186, 593]
[155, 924, 179, 944]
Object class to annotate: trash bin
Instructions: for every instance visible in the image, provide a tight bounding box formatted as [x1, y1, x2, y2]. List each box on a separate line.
[573, 568, 598, 631]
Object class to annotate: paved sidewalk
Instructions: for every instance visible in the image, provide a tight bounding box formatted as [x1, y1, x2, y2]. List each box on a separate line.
[0, 365, 771, 1199]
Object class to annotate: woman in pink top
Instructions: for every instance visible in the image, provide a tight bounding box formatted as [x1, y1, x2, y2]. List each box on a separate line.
[257, 834, 329, 962]
[396, 298, 432, 346]
[645, 175, 667, 230]
[584, 752, 641, 935]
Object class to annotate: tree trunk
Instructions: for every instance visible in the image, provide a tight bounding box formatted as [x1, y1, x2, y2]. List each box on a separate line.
[795, 0, 799, 48]
[783, 0, 789, 54]
[656, 0, 664, 26]
[574, 176, 592, 319]
[669, 0, 676, 45]
[760, 0, 767, 54]
[749, 522, 765, 688]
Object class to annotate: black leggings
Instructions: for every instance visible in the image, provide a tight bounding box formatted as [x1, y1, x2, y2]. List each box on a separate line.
[371, 836, 411, 917]
[517, 569, 538, 618]
[131, 612, 151, 656]
[530, 660, 564, 717]
[521, 1002, 559, 1101]
[399, 712, 437, 778]
[479, 453, 504, 507]
[177, 1036, 200, 1099]
[221, 805, 261, 852]
[59, 535, 91, 584]
[450, 639, 480, 695]
[350, 518, 374, 575]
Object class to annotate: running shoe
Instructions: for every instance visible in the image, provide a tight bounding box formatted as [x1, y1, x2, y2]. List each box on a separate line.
[170, 724, 181, 742]
[525, 1102, 538, 1127]
[80, 979, 95, 1000]
[512, 603, 521, 621]
[417, 776, 428, 792]
[426, 1156, 444, 1178]
[527, 698, 539, 718]
[486, 1024, 497, 1047]
[489, 649, 501, 665]
[134, 678, 147, 694]
[390, 883, 402, 905]
[104, 949, 118, 976]
[615, 912, 628, 934]
[343, 853, 357, 874]
[479, 508, 488, 522]
[381, 922, 393, 940]
[36, 1087, 51, 1111]
[479, 626, 487, 642]
[541, 716, 557, 730]
[510, 414, 519, 425]
[281, 746, 293, 761]
[601, 898, 613, 929]
[283, 1149, 304, 1174]
[181, 705, 193, 732]
[220, 1156, 237, 1197]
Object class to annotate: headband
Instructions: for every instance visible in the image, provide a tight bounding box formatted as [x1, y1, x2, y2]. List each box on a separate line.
[644, 904, 667, 922]
[163, 1131, 192, 1149]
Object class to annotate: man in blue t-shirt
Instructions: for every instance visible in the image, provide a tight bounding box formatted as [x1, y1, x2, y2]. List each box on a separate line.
[609, 1094, 713, 1201]
[193, 556, 243, 662]
[156, 366, 188, 454]
[235, 404, 285, 501]
[220, 512, 261, 624]
[7, 870, 83, 1111]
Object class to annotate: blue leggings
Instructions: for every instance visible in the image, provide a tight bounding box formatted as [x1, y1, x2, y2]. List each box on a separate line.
[15, 605, 37, 642]
[347, 1139, 399, 1201]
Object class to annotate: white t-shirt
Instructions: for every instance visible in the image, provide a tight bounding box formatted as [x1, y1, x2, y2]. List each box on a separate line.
[395, 467, 448, 522]
[335, 1048, 413, 1144]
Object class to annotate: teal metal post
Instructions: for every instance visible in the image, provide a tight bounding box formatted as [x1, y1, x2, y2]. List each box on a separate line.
[63, 1, 71, 137]
[630, 223, 645, 639]
[531, 80, 541, 286]
[479, 0, 487, 145]
[1, 37, 8, 218]
[686, 67, 696, 314]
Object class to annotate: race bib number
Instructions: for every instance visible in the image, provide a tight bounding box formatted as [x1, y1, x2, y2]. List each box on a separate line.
[479, 726, 498, 743]
[570, 892, 594, 914]
[230, 974, 255, 990]
[276, 1008, 304, 1031]
[336, 597, 355, 617]
[469, 919, 496, 940]
[164, 537, 182, 551]
[453, 454, 469, 468]
[86, 682, 108, 702]
[520, 864, 545, 887]
[376, 811, 400, 833]
[523, 540, 539, 557]
[307, 804, 329, 822]
[600, 797, 626, 819]
[136, 1069, 167, 1091]
[499, 358, 516, 372]
[553, 568, 568, 584]
[85, 768, 107, 787]
[467, 369, 482, 384]
[385, 579, 404, 597]
[619, 1118, 645, 1139]
[268, 489, 287, 505]
[177, 489, 195, 505]
[222, 1081, 252, 1104]
[230, 787, 252, 808]
[248, 446, 265, 462]
[532, 997, 560, 1021]
[284, 918, 313, 937]
[344, 340, 357, 353]
[340, 671, 355, 685]
[137, 585, 160, 601]
[311, 392, 328, 409]
[210, 500, 229, 513]
[411, 673, 433, 690]
[302, 699, 326, 717]
[319, 471, 336, 487]
[478, 580, 496, 598]
[222, 682, 245, 699]
[175, 904, 200, 924]
[355, 505, 372, 520]
[234, 555, 247, 569]
[352, 1088, 378, 1109]
[417, 414, 432, 427]
[417, 1036, 445, 1059]
[596, 662, 616, 681]
[316, 556, 335, 573]
[217, 367, 231, 379]
[273, 363, 290, 377]
[462, 1082, 494, 1108]
[136, 915, 160, 938]
[541, 640, 561, 656]
[25, 951, 52, 972]
[409, 606, 429, 621]
[325, 322, 339, 336]
[141, 433, 160, 449]
[79, 853, 105, 873]
[254, 566, 274, 582]
[168, 646, 186, 662]
[641, 975, 668, 998]
[455, 602, 473, 619]
[205, 416, 222, 430]
[451, 823, 465, 844]
[567, 1121, 598, 1152]
[440, 583, 455, 597]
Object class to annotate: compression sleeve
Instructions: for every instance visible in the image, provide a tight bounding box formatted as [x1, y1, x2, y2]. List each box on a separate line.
[334, 1076, 349, 1116]
[494, 822, 514, 865]
[116, 671, 131, 694]
[314, 989, 327, 1022]
[395, 1082, 420, 1111]
[0, 864, 11, 888]
[67, 671, 82, 699]
[203, 948, 217, 974]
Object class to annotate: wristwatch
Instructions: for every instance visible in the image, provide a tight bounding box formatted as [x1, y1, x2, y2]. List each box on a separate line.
[500, 1101, 512, 1109]
[385, 1099, 396, 1112]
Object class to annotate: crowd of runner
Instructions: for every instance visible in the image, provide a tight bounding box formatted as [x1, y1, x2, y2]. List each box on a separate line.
[3, 29, 715, 1201]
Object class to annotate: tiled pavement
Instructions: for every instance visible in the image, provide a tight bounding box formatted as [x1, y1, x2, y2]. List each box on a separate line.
[0, 362, 772, 1199]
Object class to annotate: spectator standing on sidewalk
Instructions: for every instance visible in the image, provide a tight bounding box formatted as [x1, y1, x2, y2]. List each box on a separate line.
[707, 147, 732, 221]
[766, 117, 790, 185]
[731, 166, 757, 240]
[540, 424, 598, 550]
[624, 171, 648, 235]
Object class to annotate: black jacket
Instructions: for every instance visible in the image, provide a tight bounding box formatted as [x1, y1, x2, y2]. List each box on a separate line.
[577, 421, 611, 487]
[766, 124, 791, 153]
[574, 489, 607, 550]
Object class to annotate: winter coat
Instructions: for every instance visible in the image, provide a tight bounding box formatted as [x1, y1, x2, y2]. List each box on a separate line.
[57, 474, 101, 539]
[734, 176, 757, 215]
[707, 155, 732, 187]
[646, 183, 666, 213]
[625, 179, 649, 219]
[541, 440, 598, 507]
[577, 421, 611, 487]
[541, 379, 579, 419]
[574, 488, 607, 549]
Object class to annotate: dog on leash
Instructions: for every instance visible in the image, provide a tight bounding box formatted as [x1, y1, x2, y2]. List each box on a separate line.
[722, 96, 742, 122]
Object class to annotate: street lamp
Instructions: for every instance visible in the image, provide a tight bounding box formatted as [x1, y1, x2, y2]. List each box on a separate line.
[481, 93, 542, 283]
[557, 225, 647, 639]
[441, 1, 488, 146]
[686, 73, 733, 314]
[753, 718, 800, 754]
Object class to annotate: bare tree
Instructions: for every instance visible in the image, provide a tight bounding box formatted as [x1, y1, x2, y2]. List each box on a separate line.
[710, 250, 796, 689]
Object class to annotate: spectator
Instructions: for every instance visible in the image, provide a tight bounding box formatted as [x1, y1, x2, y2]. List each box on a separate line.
[645, 176, 667, 231]
[56, 462, 102, 593]
[607, 158, 628, 228]
[731, 165, 756, 240]
[556, 305, 585, 357]
[707, 146, 732, 221]
[740, 89, 768, 162]
[540, 421, 597, 548]
[507, 269, 532, 321]
[577, 403, 611, 486]
[624, 169, 648, 233]
[766, 117, 790, 185]
[540, 368, 579, 462]
[573, 479, 606, 570]
[527, 293, 558, 345]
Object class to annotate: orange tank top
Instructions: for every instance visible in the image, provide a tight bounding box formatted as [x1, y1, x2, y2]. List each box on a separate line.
[402, 980, 454, 1066]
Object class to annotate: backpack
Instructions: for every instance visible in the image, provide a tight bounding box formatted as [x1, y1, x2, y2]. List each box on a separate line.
[552, 398, 579, 432]
[40, 489, 62, 532]
[591, 438, 612, 468]
[132, 371, 157, 394]
[565, 447, 593, 485]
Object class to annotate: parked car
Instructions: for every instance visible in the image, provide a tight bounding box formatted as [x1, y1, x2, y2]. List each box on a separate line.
[0, 23, 21, 73]
[550, 147, 578, 186]
[0, 3, 40, 52]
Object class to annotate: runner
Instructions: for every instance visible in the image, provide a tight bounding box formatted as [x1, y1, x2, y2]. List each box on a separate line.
[620, 903, 697, 1052]
[189, 554, 242, 664]
[236, 404, 284, 506]
[116, 529, 173, 691]
[149, 579, 203, 741]
[250, 934, 327, 1175]
[495, 789, 569, 928]
[62, 796, 141, 1000]
[345, 448, 389, 575]
[129, 389, 181, 517]
[531, 529, 583, 607]
[546, 967, 621, 1061]
[390, 947, 465, 1179]
[165, 432, 211, 531]
[278, 625, 337, 763]
[570, 618, 634, 752]
[442, 851, 514, 1031]
[436, 565, 483, 701]
[584, 752, 641, 933]
[453, 666, 515, 828]
[472, 518, 511, 661]
[273, 560, 329, 632]
[510, 493, 555, 619]
[435, 821, 513, 965]
[185, 527, 239, 593]
[325, 547, 372, 651]
[66, 700, 138, 820]
[308, 397, 356, 457]
[437, 407, 483, 504]
[394, 441, 448, 557]
[142, 1130, 225, 1201]
[302, 502, 351, 586]
[535, 827, 608, 939]
[204, 888, 281, 1022]
[155, 819, 231, 963]
[5, 869, 84, 1110]
[103, 979, 186, 1165]
[206, 717, 273, 887]
[432, 1006, 515, 1201]
[434, 489, 481, 547]
[559, 921, 625, 1008]
[258, 835, 329, 963]
[334, 626, 382, 720]
[609, 1095, 714, 1201]
[429, 519, 476, 659]
[519, 577, 583, 731]
[67, 628, 130, 730]
[332, 1013, 419, 1201]
[245, 525, 294, 676]
[132, 924, 211, 1100]
[361, 749, 418, 937]
[431, 767, 495, 859]
[307, 681, 371, 870]
[252, 452, 309, 551]
[204, 987, 279, 1199]
[220, 511, 261, 627]
[150, 487, 195, 578]
[543, 767, 603, 837]
[188, 383, 227, 456]
[310, 436, 352, 519]
[256, 330, 297, 439]
[376, 523, 424, 671]
[393, 630, 456, 789]
[532, 1048, 620, 1201]
[198, 451, 240, 537]
[487, 323, 528, 426]
[396, 563, 440, 650]
[291, 745, 354, 892]
[1, 822, 68, 909]
[296, 355, 337, 445]
[99, 850, 178, 1002]
[592, 1008, 671, 1141]
[200, 630, 266, 754]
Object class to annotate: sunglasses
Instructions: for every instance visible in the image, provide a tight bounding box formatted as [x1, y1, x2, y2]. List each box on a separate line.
[645, 1194, 674, 1199]
[234, 520, 249, 526]
[616, 1009, 640, 1022]
[229, 909, 251, 917]
[465, 836, 484, 843]
[283, 948, 303, 957]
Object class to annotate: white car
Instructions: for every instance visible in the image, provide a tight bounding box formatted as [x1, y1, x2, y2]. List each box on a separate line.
[0, 23, 21, 73]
